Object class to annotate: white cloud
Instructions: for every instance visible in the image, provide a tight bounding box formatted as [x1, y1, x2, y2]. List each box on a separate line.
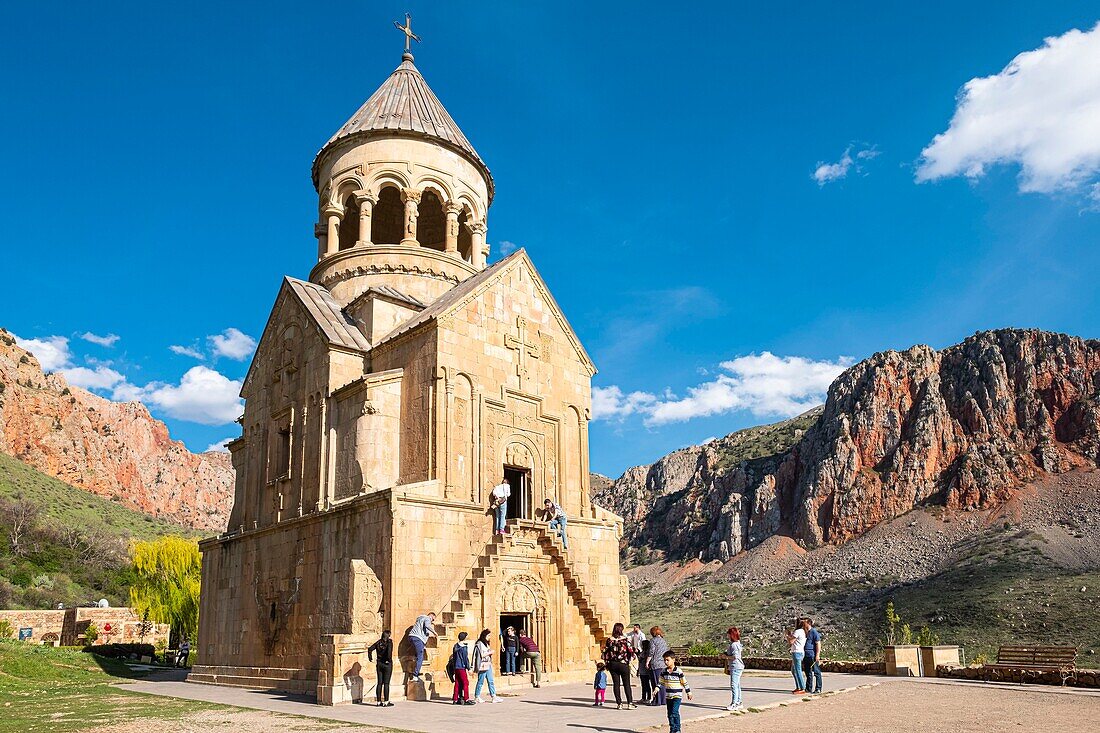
[813, 145, 879, 185]
[204, 437, 234, 453]
[169, 344, 205, 359]
[13, 335, 72, 372]
[134, 366, 244, 425]
[591, 385, 657, 421]
[111, 382, 146, 402]
[498, 240, 519, 257]
[80, 332, 119, 347]
[917, 22, 1100, 198]
[208, 328, 256, 361]
[62, 366, 126, 391]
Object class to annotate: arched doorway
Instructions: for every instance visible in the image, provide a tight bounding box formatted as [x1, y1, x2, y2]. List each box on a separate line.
[498, 572, 548, 675]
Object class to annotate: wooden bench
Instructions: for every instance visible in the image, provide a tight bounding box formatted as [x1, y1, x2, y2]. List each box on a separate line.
[988, 645, 1077, 684]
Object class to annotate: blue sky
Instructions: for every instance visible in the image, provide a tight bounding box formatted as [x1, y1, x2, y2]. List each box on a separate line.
[3, 2, 1099, 477]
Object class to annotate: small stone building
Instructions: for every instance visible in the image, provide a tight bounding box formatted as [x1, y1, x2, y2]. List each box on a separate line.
[192, 43, 629, 704]
[0, 607, 170, 647]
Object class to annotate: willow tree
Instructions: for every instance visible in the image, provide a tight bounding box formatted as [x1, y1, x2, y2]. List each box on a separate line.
[129, 536, 201, 642]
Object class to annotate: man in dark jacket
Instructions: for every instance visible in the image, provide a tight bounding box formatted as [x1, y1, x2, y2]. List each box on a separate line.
[517, 629, 543, 688]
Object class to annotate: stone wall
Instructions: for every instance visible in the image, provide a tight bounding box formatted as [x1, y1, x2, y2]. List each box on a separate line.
[0, 607, 169, 646]
[937, 664, 1100, 688]
[685, 655, 885, 675]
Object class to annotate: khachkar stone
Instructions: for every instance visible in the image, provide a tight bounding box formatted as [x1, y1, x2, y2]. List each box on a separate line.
[192, 16, 628, 706]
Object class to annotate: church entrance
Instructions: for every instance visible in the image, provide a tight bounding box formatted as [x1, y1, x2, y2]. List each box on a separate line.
[499, 613, 530, 674]
[503, 465, 530, 520]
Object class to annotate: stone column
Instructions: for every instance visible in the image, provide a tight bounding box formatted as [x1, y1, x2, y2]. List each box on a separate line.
[469, 220, 487, 268]
[444, 203, 461, 256]
[400, 188, 421, 246]
[314, 222, 327, 259]
[354, 190, 376, 247]
[323, 204, 343, 255]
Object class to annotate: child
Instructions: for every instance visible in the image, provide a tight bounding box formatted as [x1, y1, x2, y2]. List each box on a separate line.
[452, 631, 472, 705]
[658, 651, 692, 733]
[593, 661, 608, 706]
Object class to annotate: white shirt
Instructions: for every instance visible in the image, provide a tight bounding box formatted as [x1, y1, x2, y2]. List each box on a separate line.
[791, 628, 806, 655]
[626, 630, 646, 651]
[491, 482, 511, 500]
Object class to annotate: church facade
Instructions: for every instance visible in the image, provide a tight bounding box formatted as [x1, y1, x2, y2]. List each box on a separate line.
[191, 40, 629, 705]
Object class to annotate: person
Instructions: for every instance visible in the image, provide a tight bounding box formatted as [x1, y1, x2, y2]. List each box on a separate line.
[721, 626, 745, 711]
[490, 478, 511, 535]
[626, 623, 646, 654]
[787, 619, 807, 694]
[502, 625, 518, 676]
[593, 661, 609, 706]
[472, 628, 501, 703]
[408, 612, 436, 679]
[639, 637, 653, 703]
[368, 630, 394, 707]
[517, 628, 543, 687]
[601, 622, 636, 709]
[176, 637, 191, 668]
[658, 651, 692, 733]
[802, 617, 823, 694]
[647, 625, 670, 706]
[543, 498, 568, 548]
[451, 631, 473, 705]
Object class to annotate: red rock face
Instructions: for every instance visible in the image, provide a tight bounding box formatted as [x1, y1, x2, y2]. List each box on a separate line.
[0, 330, 234, 531]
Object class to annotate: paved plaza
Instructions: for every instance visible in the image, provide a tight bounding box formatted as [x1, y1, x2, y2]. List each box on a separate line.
[118, 669, 876, 732]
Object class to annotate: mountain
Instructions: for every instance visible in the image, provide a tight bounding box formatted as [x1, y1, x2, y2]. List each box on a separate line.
[595, 329, 1100, 562]
[0, 330, 233, 531]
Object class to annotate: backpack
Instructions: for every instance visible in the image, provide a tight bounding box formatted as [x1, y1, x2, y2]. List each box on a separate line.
[446, 649, 456, 682]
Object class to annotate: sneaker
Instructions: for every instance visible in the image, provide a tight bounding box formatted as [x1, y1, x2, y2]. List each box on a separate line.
[791, 689, 806, 695]
[629, 704, 638, 709]
[464, 700, 476, 705]
[616, 703, 622, 710]
[475, 697, 484, 704]
[726, 704, 742, 711]
[491, 697, 502, 704]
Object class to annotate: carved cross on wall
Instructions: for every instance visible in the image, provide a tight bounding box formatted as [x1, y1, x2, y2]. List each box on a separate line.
[505, 316, 541, 388]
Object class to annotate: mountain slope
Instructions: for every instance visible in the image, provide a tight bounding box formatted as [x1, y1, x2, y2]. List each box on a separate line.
[0, 329, 233, 531]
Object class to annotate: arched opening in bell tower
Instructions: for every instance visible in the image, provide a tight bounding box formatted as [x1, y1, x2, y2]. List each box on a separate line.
[337, 193, 358, 250]
[371, 186, 403, 244]
[417, 190, 446, 251]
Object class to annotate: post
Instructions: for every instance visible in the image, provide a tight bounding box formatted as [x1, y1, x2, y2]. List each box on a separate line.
[323, 204, 343, 255]
[469, 220, 487, 268]
[355, 190, 376, 247]
[444, 203, 461, 256]
[400, 188, 421, 246]
[314, 222, 328, 259]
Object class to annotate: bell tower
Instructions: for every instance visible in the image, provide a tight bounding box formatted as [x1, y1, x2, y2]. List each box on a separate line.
[309, 17, 494, 306]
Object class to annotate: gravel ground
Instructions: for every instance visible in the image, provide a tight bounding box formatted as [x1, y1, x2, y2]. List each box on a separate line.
[94, 709, 392, 733]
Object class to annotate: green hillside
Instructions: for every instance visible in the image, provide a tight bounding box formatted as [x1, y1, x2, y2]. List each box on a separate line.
[0, 452, 197, 609]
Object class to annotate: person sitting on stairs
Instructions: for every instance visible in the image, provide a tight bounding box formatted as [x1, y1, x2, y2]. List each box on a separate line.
[543, 498, 569, 549]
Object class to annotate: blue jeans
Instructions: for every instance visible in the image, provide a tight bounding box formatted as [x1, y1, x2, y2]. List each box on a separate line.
[504, 647, 517, 674]
[474, 668, 496, 698]
[494, 502, 507, 532]
[548, 515, 568, 547]
[729, 667, 743, 706]
[411, 637, 425, 676]
[803, 654, 822, 693]
[666, 697, 682, 733]
[791, 652, 805, 690]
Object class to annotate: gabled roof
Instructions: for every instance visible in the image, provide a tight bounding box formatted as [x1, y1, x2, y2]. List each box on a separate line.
[373, 249, 596, 374]
[345, 284, 427, 313]
[284, 277, 372, 351]
[313, 53, 493, 198]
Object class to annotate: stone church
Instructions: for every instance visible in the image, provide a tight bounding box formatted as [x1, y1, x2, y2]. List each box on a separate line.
[192, 35, 629, 705]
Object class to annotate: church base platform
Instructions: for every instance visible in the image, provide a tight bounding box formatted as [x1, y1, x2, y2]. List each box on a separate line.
[188, 665, 319, 697]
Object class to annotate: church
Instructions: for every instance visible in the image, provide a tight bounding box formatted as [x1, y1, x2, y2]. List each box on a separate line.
[192, 22, 630, 705]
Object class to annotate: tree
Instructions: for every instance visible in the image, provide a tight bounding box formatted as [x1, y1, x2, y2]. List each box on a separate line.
[1, 497, 40, 557]
[128, 536, 201, 642]
[884, 600, 901, 645]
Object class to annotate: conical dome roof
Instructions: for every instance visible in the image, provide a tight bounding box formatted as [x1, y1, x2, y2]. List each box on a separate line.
[313, 53, 493, 197]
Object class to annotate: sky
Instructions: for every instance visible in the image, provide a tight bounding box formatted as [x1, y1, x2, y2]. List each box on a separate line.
[2, 2, 1099, 477]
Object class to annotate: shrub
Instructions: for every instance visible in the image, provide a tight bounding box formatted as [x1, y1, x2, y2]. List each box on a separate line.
[688, 640, 723, 656]
[83, 642, 155, 660]
[0, 619, 13, 638]
[83, 623, 99, 644]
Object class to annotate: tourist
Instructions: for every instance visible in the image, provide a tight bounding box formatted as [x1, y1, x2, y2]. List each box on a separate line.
[722, 626, 744, 710]
[368, 629, 394, 707]
[452, 631, 473, 705]
[176, 637, 191, 668]
[408, 612, 436, 679]
[639, 637, 653, 703]
[602, 622, 637, 709]
[472, 628, 501, 703]
[658, 651, 692, 733]
[787, 619, 807, 694]
[543, 498, 569, 548]
[490, 477, 511, 535]
[502, 625, 518, 675]
[802, 617, 823, 694]
[517, 628, 543, 687]
[627, 623, 646, 654]
[593, 660, 609, 706]
[647, 625, 670, 706]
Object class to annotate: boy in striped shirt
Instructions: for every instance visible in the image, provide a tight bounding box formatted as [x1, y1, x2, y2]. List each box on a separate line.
[659, 651, 692, 733]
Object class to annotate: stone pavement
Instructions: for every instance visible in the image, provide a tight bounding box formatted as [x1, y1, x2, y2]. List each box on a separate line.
[117, 669, 876, 732]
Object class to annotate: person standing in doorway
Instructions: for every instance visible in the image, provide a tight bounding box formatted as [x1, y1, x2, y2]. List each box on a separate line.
[647, 625, 670, 706]
[602, 622, 637, 709]
[490, 477, 511, 535]
[543, 498, 568, 548]
[451, 631, 472, 705]
[408, 612, 436, 679]
[368, 629, 394, 707]
[472, 628, 501, 703]
[659, 651, 692, 733]
[593, 661, 609, 706]
[802, 617, 823, 694]
[502, 625, 518, 676]
[787, 619, 807, 694]
[722, 626, 744, 711]
[517, 628, 543, 688]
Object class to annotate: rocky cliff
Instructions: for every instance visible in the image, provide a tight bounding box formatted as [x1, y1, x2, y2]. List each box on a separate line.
[595, 329, 1100, 560]
[0, 330, 234, 531]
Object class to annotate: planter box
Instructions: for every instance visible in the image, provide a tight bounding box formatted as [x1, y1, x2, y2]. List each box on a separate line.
[919, 646, 960, 677]
[884, 645, 921, 677]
